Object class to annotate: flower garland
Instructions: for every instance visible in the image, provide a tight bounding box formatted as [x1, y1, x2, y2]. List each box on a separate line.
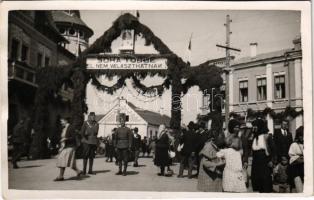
[246, 106, 303, 120]
[228, 106, 303, 122]
[131, 75, 170, 96]
[90, 74, 126, 95]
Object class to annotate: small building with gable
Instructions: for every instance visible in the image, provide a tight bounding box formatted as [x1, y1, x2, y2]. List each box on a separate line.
[96, 98, 171, 138]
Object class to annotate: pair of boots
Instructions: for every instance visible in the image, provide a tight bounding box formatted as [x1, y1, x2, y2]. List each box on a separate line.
[158, 166, 165, 176]
[116, 162, 127, 176]
[83, 158, 95, 175]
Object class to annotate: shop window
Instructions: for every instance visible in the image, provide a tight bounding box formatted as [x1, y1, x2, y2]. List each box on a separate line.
[257, 78, 267, 100]
[239, 80, 248, 102]
[11, 38, 20, 60]
[274, 75, 285, 99]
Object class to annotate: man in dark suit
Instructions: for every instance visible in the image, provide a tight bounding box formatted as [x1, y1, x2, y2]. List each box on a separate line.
[177, 121, 198, 178]
[273, 119, 293, 162]
[114, 116, 133, 176]
[132, 127, 141, 167]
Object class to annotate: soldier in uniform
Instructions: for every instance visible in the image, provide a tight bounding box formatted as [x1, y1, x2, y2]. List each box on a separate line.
[114, 116, 133, 176]
[80, 112, 99, 175]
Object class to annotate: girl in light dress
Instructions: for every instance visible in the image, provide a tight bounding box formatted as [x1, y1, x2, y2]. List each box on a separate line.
[216, 137, 247, 193]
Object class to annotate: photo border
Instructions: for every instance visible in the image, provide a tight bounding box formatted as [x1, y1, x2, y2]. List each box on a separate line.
[0, 1, 312, 198]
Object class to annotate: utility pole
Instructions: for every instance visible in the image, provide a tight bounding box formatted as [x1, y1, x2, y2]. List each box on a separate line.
[216, 14, 241, 130]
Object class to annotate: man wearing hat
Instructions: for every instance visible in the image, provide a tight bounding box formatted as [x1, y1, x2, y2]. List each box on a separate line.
[132, 127, 141, 167]
[178, 121, 199, 178]
[80, 112, 99, 175]
[114, 115, 133, 176]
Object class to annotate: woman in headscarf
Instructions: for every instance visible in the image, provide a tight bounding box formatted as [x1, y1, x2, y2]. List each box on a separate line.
[250, 118, 276, 193]
[154, 124, 171, 176]
[288, 126, 304, 193]
[197, 132, 225, 192]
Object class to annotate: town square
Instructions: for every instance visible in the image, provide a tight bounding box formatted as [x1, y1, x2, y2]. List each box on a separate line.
[4, 6, 309, 196]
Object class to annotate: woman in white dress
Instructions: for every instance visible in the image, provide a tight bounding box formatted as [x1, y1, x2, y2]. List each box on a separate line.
[216, 137, 247, 192]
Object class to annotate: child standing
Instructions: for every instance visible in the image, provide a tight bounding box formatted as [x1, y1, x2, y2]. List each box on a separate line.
[274, 156, 290, 193]
[216, 137, 247, 193]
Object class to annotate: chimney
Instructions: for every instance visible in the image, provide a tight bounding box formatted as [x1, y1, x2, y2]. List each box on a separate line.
[250, 42, 258, 58]
[293, 35, 301, 50]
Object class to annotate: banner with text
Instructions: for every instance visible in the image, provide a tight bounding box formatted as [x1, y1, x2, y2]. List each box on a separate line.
[87, 57, 168, 70]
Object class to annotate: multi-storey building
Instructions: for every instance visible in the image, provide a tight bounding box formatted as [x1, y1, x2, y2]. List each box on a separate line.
[8, 11, 68, 133]
[200, 37, 302, 136]
[8, 10, 93, 140]
[228, 37, 302, 136]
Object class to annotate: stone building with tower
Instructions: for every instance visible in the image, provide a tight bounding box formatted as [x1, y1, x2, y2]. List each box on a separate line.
[51, 10, 93, 57]
[8, 11, 93, 152]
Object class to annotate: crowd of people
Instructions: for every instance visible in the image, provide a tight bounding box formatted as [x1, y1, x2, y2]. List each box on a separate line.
[10, 111, 304, 193]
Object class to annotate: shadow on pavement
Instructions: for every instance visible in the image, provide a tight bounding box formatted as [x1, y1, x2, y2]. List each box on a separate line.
[136, 164, 146, 167]
[93, 170, 110, 174]
[19, 165, 42, 168]
[65, 175, 90, 181]
[126, 171, 139, 175]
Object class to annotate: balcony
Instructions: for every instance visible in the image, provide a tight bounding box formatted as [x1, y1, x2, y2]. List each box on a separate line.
[8, 60, 38, 87]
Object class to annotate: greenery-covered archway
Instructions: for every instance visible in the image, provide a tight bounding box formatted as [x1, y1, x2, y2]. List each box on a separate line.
[30, 13, 223, 159]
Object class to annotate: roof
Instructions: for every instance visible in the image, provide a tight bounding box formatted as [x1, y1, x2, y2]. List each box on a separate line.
[232, 49, 292, 66]
[51, 10, 93, 38]
[95, 115, 106, 122]
[127, 102, 171, 127]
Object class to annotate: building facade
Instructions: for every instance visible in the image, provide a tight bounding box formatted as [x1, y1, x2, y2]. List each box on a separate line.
[8, 11, 67, 134]
[8, 10, 93, 142]
[228, 37, 302, 136]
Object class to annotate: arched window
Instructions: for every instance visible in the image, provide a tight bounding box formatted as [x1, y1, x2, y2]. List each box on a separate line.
[59, 27, 66, 35]
[69, 28, 76, 36]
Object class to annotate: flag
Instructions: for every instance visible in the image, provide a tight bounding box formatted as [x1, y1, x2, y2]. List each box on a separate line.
[186, 33, 192, 65]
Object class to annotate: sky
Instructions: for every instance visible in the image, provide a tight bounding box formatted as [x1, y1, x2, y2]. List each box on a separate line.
[80, 10, 301, 124]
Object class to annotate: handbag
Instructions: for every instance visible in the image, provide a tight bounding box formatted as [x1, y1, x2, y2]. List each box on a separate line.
[168, 150, 176, 158]
[177, 143, 184, 152]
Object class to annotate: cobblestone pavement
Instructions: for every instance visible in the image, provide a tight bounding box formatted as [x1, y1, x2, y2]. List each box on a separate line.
[8, 156, 200, 192]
